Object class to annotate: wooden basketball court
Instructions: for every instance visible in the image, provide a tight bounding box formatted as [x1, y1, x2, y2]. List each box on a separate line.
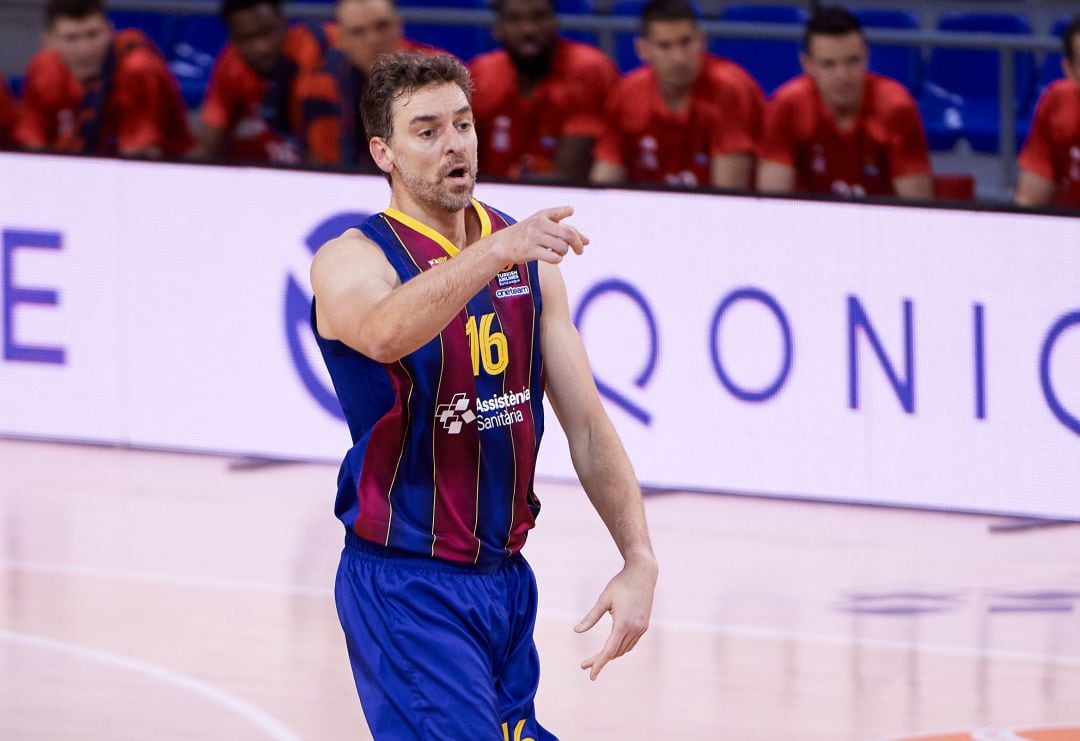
[1, 437, 1078, 740]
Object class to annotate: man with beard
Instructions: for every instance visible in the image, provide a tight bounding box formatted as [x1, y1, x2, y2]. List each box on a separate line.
[1016, 15, 1080, 209]
[191, 0, 326, 163]
[757, 5, 932, 199]
[296, 0, 438, 170]
[309, 51, 657, 738]
[469, 0, 618, 182]
[15, 0, 191, 156]
[591, 0, 763, 189]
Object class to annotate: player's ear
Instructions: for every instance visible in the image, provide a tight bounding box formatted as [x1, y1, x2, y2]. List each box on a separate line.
[633, 36, 649, 67]
[799, 50, 811, 75]
[369, 136, 394, 176]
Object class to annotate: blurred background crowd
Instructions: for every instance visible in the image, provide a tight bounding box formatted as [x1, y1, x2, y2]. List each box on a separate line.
[0, 0, 1077, 211]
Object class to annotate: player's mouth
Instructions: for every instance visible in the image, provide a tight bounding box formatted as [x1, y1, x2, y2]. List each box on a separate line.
[443, 164, 472, 187]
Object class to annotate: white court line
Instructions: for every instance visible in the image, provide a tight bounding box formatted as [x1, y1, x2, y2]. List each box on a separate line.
[0, 630, 301, 741]
[5, 559, 1080, 670]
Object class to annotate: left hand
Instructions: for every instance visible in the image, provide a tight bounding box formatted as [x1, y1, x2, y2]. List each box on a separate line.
[574, 559, 658, 680]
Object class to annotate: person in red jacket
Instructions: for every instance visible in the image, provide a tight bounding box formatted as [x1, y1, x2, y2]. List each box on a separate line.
[469, 0, 619, 182]
[0, 76, 16, 148]
[295, 0, 438, 170]
[1016, 15, 1080, 209]
[590, 0, 763, 190]
[15, 0, 191, 157]
[191, 0, 326, 164]
[757, 5, 932, 199]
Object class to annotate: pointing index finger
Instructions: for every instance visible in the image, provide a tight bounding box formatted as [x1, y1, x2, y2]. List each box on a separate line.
[542, 205, 574, 223]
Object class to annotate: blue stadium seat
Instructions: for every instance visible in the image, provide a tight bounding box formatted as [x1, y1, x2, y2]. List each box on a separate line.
[1038, 16, 1071, 89]
[853, 8, 922, 94]
[8, 76, 23, 98]
[108, 10, 176, 54]
[919, 12, 1035, 153]
[557, 0, 599, 47]
[168, 14, 229, 109]
[400, 0, 494, 61]
[711, 4, 807, 95]
[611, 0, 647, 72]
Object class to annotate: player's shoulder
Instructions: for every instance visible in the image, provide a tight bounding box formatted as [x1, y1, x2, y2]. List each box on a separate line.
[703, 54, 761, 93]
[610, 65, 654, 99]
[477, 200, 517, 228]
[769, 74, 814, 107]
[468, 47, 514, 94]
[113, 30, 170, 76]
[866, 73, 918, 111]
[1038, 78, 1080, 110]
[557, 38, 617, 72]
[469, 47, 512, 73]
[313, 225, 381, 267]
[25, 47, 68, 81]
[210, 44, 249, 80]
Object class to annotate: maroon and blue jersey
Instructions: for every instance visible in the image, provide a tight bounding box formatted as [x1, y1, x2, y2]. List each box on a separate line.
[314, 200, 546, 567]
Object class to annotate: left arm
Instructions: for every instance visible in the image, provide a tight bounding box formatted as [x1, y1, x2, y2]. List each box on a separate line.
[711, 152, 755, 190]
[893, 173, 933, 200]
[552, 134, 596, 183]
[538, 260, 658, 680]
[113, 55, 172, 158]
[889, 96, 933, 200]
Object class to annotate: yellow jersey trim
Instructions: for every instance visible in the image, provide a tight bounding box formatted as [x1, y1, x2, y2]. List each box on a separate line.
[382, 199, 491, 259]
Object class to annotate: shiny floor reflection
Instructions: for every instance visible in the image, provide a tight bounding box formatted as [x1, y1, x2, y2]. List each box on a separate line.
[1, 439, 1078, 740]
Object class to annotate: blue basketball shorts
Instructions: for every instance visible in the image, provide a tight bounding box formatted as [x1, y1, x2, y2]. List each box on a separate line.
[335, 532, 558, 740]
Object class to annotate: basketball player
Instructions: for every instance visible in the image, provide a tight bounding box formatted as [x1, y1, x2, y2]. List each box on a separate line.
[1015, 14, 1080, 209]
[309, 52, 658, 739]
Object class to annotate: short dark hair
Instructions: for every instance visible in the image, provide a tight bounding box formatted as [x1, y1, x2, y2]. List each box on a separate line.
[492, 0, 555, 15]
[220, 0, 281, 22]
[640, 0, 701, 36]
[804, 5, 864, 51]
[1064, 15, 1080, 62]
[45, 0, 105, 27]
[361, 51, 473, 142]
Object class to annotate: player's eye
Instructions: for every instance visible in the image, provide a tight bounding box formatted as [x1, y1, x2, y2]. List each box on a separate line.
[418, 129, 435, 139]
[456, 121, 473, 131]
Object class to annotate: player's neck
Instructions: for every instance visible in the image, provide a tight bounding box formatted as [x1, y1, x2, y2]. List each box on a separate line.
[659, 84, 693, 113]
[825, 95, 863, 131]
[388, 191, 470, 249]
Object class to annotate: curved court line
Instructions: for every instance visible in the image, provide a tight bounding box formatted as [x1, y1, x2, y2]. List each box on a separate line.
[0, 630, 301, 741]
[5, 559, 1080, 670]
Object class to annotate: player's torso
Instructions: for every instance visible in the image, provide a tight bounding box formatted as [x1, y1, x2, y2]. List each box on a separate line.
[625, 97, 715, 187]
[324, 202, 546, 567]
[794, 87, 896, 197]
[474, 54, 574, 178]
[1041, 83, 1080, 206]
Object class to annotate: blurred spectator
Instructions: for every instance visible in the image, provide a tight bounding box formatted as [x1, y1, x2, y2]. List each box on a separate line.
[1015, 16, 1080, 209]
[191, 0, 326, 164]
[591, 0, 763, 189]
[469, 0, 618, 182]
[0, 76, 15, 147]
[15, 0, 191, 157]
[757, 6, 931, 199]
[296, 0, 437, 170]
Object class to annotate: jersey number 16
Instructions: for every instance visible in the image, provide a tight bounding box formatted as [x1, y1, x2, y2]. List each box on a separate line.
[465, 312, 508, 376]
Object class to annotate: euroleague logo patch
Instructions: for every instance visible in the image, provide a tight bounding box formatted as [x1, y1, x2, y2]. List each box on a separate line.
[495, 265, 530, 299]
[284, 211, 370, 421]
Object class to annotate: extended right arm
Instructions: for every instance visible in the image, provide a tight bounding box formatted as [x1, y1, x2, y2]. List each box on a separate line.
[311, 207, 588, 362]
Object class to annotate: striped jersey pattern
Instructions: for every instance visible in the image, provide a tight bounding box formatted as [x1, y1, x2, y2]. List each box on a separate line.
[313, 200, 546, 567]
